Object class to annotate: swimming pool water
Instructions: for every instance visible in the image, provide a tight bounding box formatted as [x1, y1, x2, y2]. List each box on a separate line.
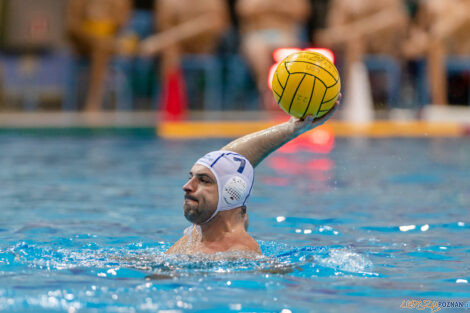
[0, 136, 469, 313]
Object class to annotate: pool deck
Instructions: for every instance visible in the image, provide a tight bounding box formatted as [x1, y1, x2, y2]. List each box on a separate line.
[0, 105, 469, 137]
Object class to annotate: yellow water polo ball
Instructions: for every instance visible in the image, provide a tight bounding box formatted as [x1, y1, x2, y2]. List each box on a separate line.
[272, 51, 341, 119]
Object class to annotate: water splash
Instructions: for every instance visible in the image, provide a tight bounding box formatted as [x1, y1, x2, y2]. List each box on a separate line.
[1, 240, 375, 278]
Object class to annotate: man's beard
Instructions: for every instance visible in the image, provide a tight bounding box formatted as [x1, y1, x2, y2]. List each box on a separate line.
[183, 202, 202, 224]
[183, 195, 214, 224]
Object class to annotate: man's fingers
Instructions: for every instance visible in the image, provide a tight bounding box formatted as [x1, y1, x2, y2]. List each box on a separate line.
[292, 93, 341, 134]
[313, 93, 342, 123]
[304, 115, 314, 122]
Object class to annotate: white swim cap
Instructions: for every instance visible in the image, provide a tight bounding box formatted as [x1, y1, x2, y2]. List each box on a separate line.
[195, 150, 254, 224]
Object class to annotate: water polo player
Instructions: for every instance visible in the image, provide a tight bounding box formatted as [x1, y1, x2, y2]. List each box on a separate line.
[166, 95, 341, 255]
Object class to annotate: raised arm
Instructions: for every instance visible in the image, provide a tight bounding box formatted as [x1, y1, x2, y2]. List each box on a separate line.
[222, 96, 341, 167]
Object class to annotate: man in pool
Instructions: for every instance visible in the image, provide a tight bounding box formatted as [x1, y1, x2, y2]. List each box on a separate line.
[166, 96, 341, 255]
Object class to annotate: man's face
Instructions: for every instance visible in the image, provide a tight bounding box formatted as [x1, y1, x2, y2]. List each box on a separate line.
[182, 164, 219, 224]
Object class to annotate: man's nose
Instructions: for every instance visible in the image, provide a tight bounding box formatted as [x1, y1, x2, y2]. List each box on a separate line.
[183, 177, 195, 192]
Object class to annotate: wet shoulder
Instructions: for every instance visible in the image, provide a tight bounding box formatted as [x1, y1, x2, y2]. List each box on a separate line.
[229, 232, 261, 254]
[165, 235, 190, 254]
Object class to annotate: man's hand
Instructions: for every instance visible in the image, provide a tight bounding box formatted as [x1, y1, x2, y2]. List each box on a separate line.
[291, 93, 341, 136]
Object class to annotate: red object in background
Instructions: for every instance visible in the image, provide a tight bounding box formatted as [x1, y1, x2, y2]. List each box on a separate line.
[305, 127, 335, 154]
[268, 155, 333, 174]
[307, 158, 333, 171]
[160, 68, 187, 120]
[278, 126, 335, 154]
[268, 47, 335, 90]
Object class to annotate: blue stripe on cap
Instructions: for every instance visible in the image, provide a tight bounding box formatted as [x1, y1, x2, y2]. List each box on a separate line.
[210, 153, 226, 167]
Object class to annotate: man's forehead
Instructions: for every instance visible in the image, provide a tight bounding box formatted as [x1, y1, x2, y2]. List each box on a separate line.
[191, 164, 216, 179]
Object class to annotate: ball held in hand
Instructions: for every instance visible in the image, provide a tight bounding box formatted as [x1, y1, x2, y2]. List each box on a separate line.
[272, 51, 341, 119]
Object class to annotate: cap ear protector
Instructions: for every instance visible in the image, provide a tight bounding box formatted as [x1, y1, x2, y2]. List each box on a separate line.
[223, 176, 247, 205]
[195, 150, 254, 224]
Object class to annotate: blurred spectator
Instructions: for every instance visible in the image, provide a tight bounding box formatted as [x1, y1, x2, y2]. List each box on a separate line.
[236, 0, 311, 110]
[65, 0, 132, 112]
[140, 0, 229, 119]
[402, 0, 470, 105]
[127, 0, 155, 42]
[317, 0, 408, 105]
[308, 0, 330, 45]
[121, 0, 156, 109]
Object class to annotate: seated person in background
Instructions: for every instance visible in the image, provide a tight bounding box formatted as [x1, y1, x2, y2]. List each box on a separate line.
[166, 96, 341, 255]
[317, 0, 408, 88]
[66, 0, 132, 112]
[402, 0, 470, 105]
[140, 0, 229, 118]
[236, 0, 311, 110]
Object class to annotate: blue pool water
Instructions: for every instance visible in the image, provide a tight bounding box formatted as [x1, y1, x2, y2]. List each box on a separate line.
[0, 135, 469, 313]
